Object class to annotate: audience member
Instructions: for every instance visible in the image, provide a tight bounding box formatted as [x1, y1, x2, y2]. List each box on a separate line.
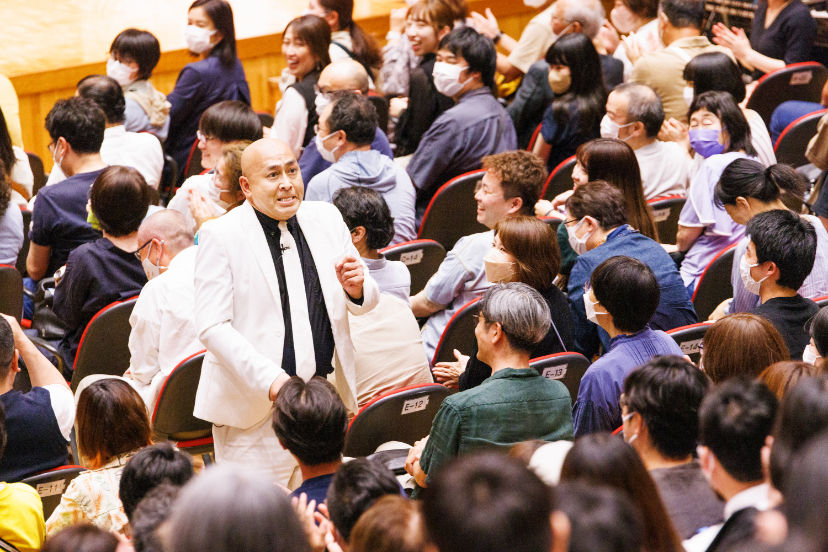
[760, 361, 823, 399]
[688, 377, 778, 552]
[307, 92, 415, 244]
[391, 0, 454, 157]
[0, 314, 74, 482]
[560, 433, 685, 552]
[554, 481, 645, 552]
[0, 160, 22, 266]
[525, 440, 573, 487]
[532, 33, 605, 173]
[27, 97, 105, 283]
[701, 313, 789, 383]
[40, 525, 118, 552]
[167, 465, 311, 552]
[305, 0, 382, 75]
[778, 432, 828, 552]
[189, 142, 249, 232]
[711, 0, 816, 79]
[118, 442, 194, 521]
[608, 0, 662, 80]
[770, 78, 828, 145]
[743, 210, 819, 360]
[408, 283, 574, 492]
[565, 183, 695, 359]
[622, 355, 723, 539]
[167, 100, 262, 233]
[411, 150, 544, 362]
[601, 84, 690, 198]
[433, 216, 575, 390]
[676, 91, 755, 294]
[129, 482, 181, 552]
[45, 75, 163, 189]
[571, 255, 685, 435]
[108, 28, 171, 139]
[0, 106, 34, 206]
[53, 166, 150, 364]
[272, 377, 347, 507]
[271, 15, 332, 157]
[631, 0, 732, 123]
[46, 379, 153, 536]
[681, 53, 775, 167]
[806, 306, 828, 367]
[126, 210, 201, 411]
[0, 402, 46, 552]
[713, 160, 828, 318]
[165, 0, 251, 177]
[301, 60, 393, 184]
[326, 458, 401, 548]
[422, 452, 563, 552]
[349, 495, 426, 552]
[407, 27, 517, 219]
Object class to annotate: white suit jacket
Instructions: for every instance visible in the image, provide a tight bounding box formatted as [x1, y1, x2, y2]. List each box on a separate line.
[193, 200, 379, 428]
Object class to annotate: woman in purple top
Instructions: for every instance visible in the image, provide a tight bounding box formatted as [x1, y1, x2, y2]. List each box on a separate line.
[675, 91, 756, 296]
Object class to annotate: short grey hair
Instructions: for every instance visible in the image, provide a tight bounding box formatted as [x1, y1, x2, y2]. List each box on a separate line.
[479, 282, 551, 354]
[613, 83, 665, 138]
[559, 0, 605, 40]
[138, 209, 195, 255]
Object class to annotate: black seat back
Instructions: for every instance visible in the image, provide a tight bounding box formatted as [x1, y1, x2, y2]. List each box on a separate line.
[746, 63, 828, 126]
[692, 245, 737, 322]
[774, 109, 826, 168]
[541, 156, 576, 201]
[27, 152, 47, 197]
[431, 298, 480, 366]
[152, 351, 212, 442]
[16, 210, 31, 276]
[667, 322, 715, 365]
[530, 352, 591, 406]
[648, 195, 687, 244]
[0, 265, 22, 321]
[21, 466, 86, 520]
[380, 239, 446, 295]
[418, 170, 488, 251]
[368, 95, 389, 136]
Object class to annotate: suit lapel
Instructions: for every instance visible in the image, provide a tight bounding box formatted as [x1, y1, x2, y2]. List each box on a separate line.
[240, 202, 283, 305]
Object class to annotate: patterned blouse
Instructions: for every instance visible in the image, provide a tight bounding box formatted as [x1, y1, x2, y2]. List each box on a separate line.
[44, 451, 137, 537]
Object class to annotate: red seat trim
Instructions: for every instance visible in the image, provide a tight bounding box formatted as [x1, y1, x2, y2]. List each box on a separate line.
[431, 297, 482, 366]
[379, 239, 441, 253]
[814, 294, 828, 303]
[175, 436, 214, 449]
[612, 426, 623, 435]
[20, 319, 31, 329]
[529, 351, 587, 363]
[666, 321, 715, 334]
[527, 123, 542, 152]
[417, 170, 486, 238]
[647, 194, 685, 204]
[151, 349, 207, 422]
[773, 108, 827, 151]
[73, 295, 141, 372]
[31, 464, 85, 476]
[183, 139, 200, 176]
[756, 62, 825, 85]
[540, 156, 576, 199]
[348, 382, 449, 430]
[691, 243, 738, 303]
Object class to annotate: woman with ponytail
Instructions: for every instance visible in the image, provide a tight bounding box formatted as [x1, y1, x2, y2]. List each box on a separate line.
[711, 158, 828, 318]
[306, 0, 382, 79]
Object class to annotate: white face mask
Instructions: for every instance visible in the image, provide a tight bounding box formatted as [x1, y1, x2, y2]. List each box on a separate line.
[106, 57, 137, 87]
[52, 140, 65, 175]
[803, 342, 821, 365]
[683, 86, 695, 106]
[206, 174, 231, 209]
[740, 254, 769, 295]
[315, 93, 331, 117]
[483, 248, 516, 283]
[184, 25, 217, 54]
[316, 132, 340, 163]
[600, 114, 634, 140]
[621, 412, 638, 444]
[433, 62, 468, 97]
[142, 241, 168, 280]
[567, 218, 593, 255]
[583, 293, 605, 325]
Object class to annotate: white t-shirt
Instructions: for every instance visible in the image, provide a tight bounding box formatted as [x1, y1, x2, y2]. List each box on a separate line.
[166, 172, 227, 234]
[747, 109, 777, 168]
[635, 140, 690, 199]
[43, 384, 75, 441]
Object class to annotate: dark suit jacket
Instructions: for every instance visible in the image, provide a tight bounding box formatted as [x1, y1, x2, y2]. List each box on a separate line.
[704, 507, 758, 552]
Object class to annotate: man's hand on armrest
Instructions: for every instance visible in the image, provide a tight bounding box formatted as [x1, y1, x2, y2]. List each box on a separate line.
[1, 314, 67, 389]
[410, 291, 445, 318]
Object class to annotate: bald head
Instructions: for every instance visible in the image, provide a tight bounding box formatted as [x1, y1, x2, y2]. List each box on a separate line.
[318, 60, 370, 95]
[138, 210, 194, 255]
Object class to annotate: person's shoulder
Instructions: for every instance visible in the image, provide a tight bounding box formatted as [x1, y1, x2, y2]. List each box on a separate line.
[300, 200, 341, 217]
[451, 230, 493, 254]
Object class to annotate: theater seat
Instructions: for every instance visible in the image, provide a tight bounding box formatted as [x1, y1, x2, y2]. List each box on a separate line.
[16, 209, 31, 276]
[418, 170, 488, 251]
[527, 123, 542, 152]
[183, 138, 203, 180]
[647, 195, 686, 245]
[815, 295, 828, 308]
[692, 244, 737, 322]
[746, 62, 828, 127]
[774, 109, 826, 168]
[666, 321, 715, 365]
[0, 265, 22, 322]
[380, 239, 446, 295]
[26, 152, 47, 198]
[21, 465, 86, 520]
[530, 352, 590, 406]
[541, 156, 576, 201]
[431, 298, 481, 366]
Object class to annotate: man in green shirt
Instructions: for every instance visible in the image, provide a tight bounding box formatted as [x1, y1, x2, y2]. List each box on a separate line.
[406, 282, 574, 493]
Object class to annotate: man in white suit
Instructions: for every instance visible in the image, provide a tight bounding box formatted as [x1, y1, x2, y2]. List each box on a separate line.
[193, 138, 379, 485]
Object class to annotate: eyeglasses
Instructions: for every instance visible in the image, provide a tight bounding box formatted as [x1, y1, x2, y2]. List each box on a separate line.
[563, 218, 581, 227]
[197, 130, 217, 143]
[313, 85, 332, 96]
[133, 239, 153, 261]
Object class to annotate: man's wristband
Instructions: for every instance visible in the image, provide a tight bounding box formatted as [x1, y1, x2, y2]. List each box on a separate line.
[493, 31, 503, 45]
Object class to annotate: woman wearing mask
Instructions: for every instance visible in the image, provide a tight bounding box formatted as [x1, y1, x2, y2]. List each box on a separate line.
[607, 0, 663, 81]
[167, 101, 262, 234]
[305, 0, 382, 79]
[165, 0, 250, 179]
[432, 216, 575, 390]
[190, 142, 249, 233]
[107, 29, 171, 140]
[673, 91, 756, 296]
[533, 33, 606, 173]
[270, 15, 331, 157]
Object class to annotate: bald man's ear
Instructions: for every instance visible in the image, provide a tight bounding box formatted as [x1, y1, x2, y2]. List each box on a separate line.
[239, 175, 253, 199]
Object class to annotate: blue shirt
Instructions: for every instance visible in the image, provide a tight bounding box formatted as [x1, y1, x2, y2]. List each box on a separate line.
[540, 101, 601, 172]
[300, 127, 393, 186]
[572, 327, 684, 436]
[568, 225, 697, 358]
[291, 473, 335, 510]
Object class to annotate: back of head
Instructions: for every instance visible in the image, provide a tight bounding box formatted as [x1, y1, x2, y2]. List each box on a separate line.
[715, 159, 807, 207]
[699, 377, 778, 482]
[350, 495, 427, 552]
[327, 458, 401, 542]
[131, 482, 181, 552]
[746, 209, 817, 291]
[77, 75, 127, 125]
[272, 376, 348, 466]
[482, 150, 546, 217]
[45, 96, 106, 155]
[422, 452, 553, 552]
[554, 481, 644, 552]
[494, 216, 560, 290]
[0, 316, 14, 383]
[110, 28, 162, 80]
[566, 180, 628, 231]
[478, 282, 551, 354]
[759, 361, 823, 399]
[624, 355, 712, 460]
[591, 256, 660, 334]
[812, 306, 828, 357]
[41, 525, 118, 552]
[702, 313, 790, 383]
[770, 375, 828, 493]
[77, 379, 152, 465]
[137, 209, 196, 255]
[168, 464, 310, 552]
[90, 165, 151, 237]
[689, 91, 754, 156]
[119, 441, 195, 520]
[559, 0, 605, 39]
[660, 0, 705, 30]
[439, 27, 496, 89]
[613, 83, 664, 138]
[328, 91, 378, 147]
[189, 0, 237, 66]
[332, 186, 396, 250]
[200, 100, 263, 143]
[683, 52, 746, 104]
